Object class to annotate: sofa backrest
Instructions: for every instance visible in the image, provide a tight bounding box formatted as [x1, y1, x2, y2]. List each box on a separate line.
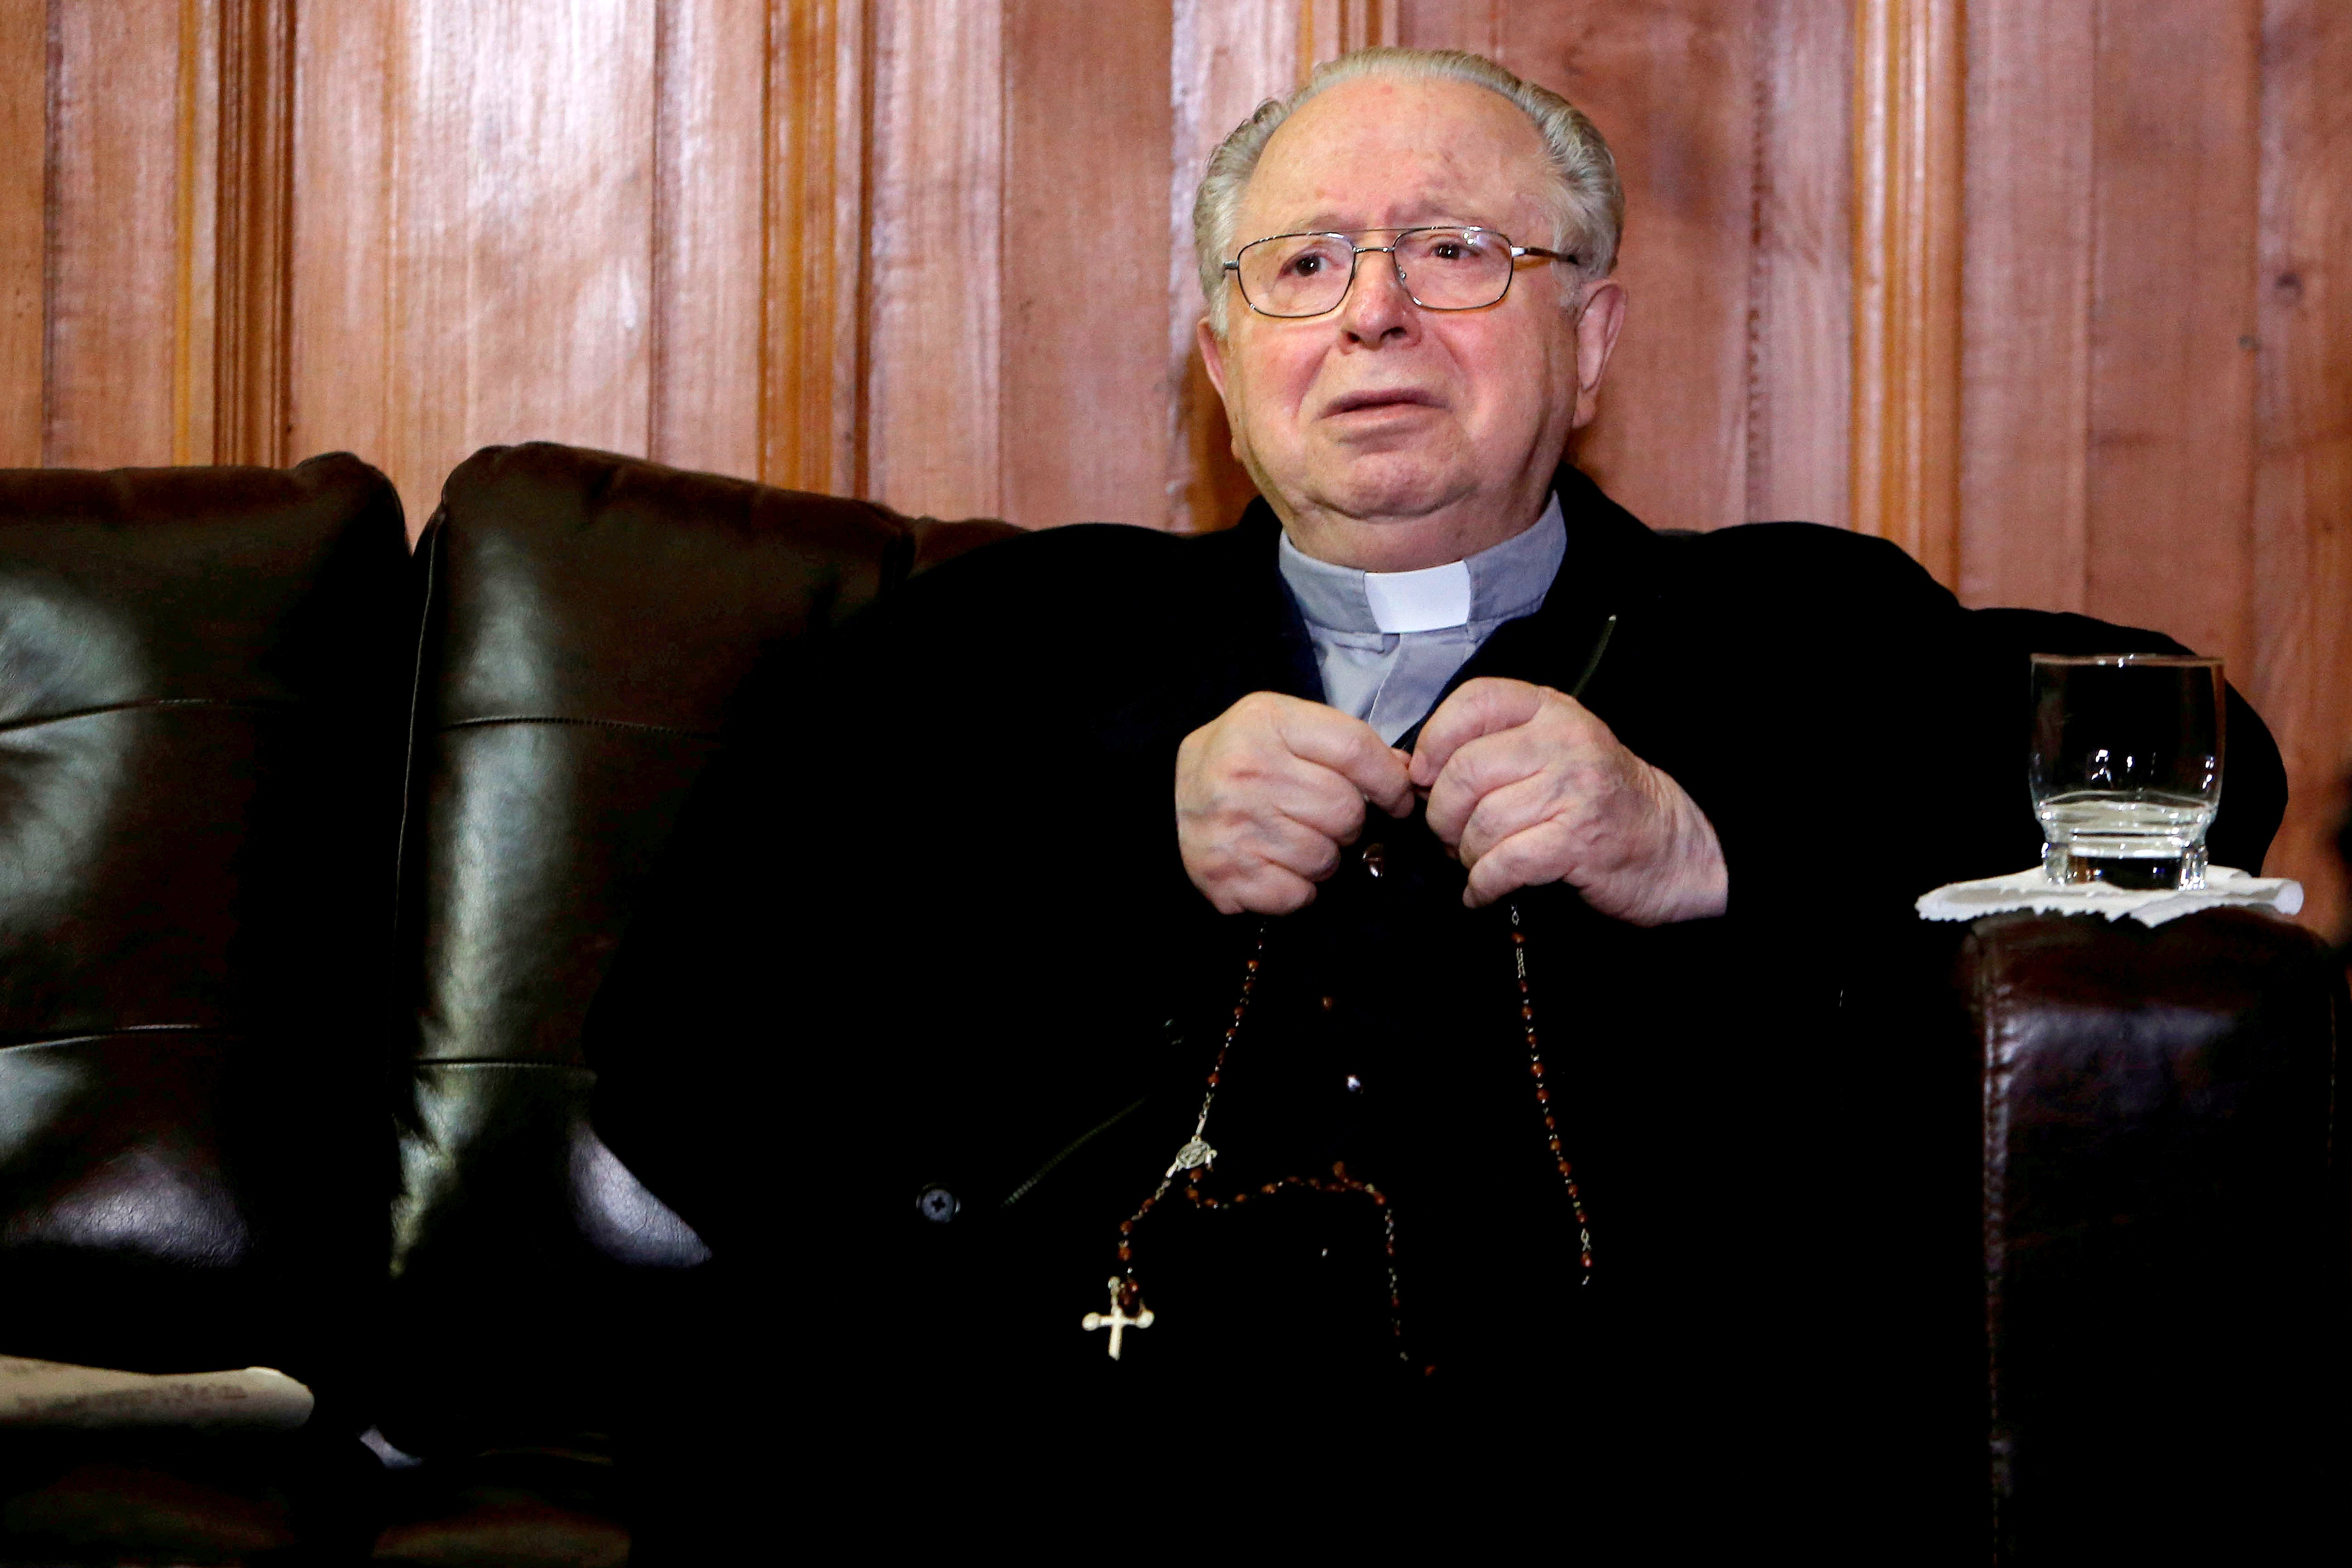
[0, 455, 412, 1381]
[377, 441, 1015, 1449]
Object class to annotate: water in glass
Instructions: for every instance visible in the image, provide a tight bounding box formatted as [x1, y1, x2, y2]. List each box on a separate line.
[2028, 654, 2224, 891]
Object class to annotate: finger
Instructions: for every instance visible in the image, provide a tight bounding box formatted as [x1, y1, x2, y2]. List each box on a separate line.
[1462, 821, 1573, 908]
[1224, 865, 1318, 916]
[1410, 677, 1546, 789]
[1277, 706, 1413, 817]
[1455, 771, 1570, 868]
[1245, 813, 1348, 882]
[1265, 763, 1373, 846]
[1423, 726, 1548, 846]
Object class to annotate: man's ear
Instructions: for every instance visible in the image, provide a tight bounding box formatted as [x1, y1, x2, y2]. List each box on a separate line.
[1196, 315, 1229, 400]
[1570, 278, 1627, 431]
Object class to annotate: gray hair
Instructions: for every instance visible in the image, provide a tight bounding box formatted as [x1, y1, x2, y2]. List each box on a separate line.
[1191, 47, 1623, 336]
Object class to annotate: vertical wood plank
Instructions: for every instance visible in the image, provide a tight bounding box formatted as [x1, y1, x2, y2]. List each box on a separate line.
[214, 0, 293, 466]
[288, 0, 393, 511]
[1748, 0, 1851, 529]
[1507, 4, 1759, 533]
[44, 0, 189, 467]
[1002, 0, 1171, 528]
[649, 0, 764, 481]
[1302, 0, 1397, 73]
[760, 0, 867, 495]
[1958, 0, 2094, 612]
[1396, 0, 1504, 55]
[0, 0, 49, 466]
[1850, 0, 1962, 583]
[170, 0, 220, 468]
[863, 0, 1002, 520]
[377, 0, 658, 523]
[1168, 0, 1297, 533]
[2083, 0, 2259, 674]
[2253, 0, 2352, 926]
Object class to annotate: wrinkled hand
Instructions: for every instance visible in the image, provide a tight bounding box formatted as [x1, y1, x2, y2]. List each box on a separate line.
[1412, 677, 1727, 923]
[1176, 692, 1414, 915]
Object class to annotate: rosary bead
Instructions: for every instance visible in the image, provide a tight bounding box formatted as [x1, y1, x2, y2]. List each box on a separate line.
[1117, 1243, 1131, 1261]
[1529, 1060, 1545, 1078]
[1206, 1071, 1220, 1086]
[1548, 1136, 1563, 1152]
[1332, 1161, 1348, 1177]
[1521, 1003, 1534, 1020]
[1534, 1087, 1550, 1103]
[1119, 1220, 1132, 1234]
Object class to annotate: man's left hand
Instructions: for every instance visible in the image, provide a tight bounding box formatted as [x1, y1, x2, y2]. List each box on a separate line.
[1412, 677, 1728, 923]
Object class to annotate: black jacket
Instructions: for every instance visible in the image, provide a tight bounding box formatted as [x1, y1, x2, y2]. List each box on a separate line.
[588, 466, 2283, 1490]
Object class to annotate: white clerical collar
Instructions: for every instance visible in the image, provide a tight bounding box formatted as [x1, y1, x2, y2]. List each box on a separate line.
[1277, 494, 1567, 636]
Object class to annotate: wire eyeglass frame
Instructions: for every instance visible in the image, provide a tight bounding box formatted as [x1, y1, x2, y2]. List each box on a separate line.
[1222, 226, 1576, 320]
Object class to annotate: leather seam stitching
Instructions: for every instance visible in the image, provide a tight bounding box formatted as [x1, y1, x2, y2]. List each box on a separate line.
[0, 1023, 220, 1053]
[437, 714, 721, 741]
[0, 698, 295, 736]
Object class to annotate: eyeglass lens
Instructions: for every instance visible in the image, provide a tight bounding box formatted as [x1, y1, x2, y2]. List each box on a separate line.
[1238, 229, 1516, 317]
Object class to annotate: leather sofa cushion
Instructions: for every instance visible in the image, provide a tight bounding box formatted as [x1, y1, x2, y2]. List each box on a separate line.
[0, 455, 412, 1380]
[380, 442, 1010, 1452]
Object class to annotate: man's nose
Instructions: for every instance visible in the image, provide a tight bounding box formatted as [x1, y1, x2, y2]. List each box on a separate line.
[1338, 251, 1418, 346]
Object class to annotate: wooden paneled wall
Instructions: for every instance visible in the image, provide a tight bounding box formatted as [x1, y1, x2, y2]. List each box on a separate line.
[2, 0, 2347, 931]
[1954, 0, 2352, 932]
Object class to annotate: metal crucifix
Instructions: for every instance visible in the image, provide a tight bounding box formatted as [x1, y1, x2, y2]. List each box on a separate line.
[1080, 1276, 1155, 1360]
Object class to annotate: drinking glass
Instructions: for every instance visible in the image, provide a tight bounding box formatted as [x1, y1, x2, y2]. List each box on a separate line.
[2029, 655, 2224, 890]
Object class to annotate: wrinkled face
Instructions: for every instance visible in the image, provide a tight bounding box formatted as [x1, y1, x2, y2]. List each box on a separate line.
[1201, 74, 1615, 571]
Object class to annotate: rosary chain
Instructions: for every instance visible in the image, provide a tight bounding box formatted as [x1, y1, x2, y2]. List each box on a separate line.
[1512, 902, 1593, 1282]
[1101, 902, 1590, 1356]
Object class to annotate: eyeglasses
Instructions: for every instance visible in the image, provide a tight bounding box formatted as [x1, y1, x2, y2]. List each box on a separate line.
[1223, 226, 1574, 319]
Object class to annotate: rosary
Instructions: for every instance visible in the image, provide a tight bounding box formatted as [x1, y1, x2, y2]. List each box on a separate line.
[1079, 897, 1595, 1363]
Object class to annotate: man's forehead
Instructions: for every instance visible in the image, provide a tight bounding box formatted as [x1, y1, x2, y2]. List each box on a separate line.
[1242, 75, 1550, 235]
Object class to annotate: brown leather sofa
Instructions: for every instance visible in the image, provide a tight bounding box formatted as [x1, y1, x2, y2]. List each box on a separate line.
[0, 443, 2342, 1562]
[0, 444, 1014, 1563]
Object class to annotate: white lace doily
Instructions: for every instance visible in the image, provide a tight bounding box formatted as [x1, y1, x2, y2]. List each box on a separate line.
[1916, 866, 2305, 928]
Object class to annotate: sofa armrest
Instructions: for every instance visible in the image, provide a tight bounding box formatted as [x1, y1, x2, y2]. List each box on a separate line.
[1960, 909, 2348, 1557]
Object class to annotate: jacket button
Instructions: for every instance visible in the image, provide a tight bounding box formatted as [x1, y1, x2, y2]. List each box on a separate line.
[915, 1185, 960, 1224]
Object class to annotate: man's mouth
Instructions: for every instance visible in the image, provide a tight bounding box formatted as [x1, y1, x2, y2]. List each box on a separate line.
[1324, 389, 1441, 416]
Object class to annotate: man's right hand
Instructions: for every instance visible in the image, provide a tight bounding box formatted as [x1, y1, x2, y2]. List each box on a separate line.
[1176, 692, 1414, 915]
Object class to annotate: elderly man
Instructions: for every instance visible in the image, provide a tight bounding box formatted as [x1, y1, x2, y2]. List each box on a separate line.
[591, 48, 2282, 1481]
